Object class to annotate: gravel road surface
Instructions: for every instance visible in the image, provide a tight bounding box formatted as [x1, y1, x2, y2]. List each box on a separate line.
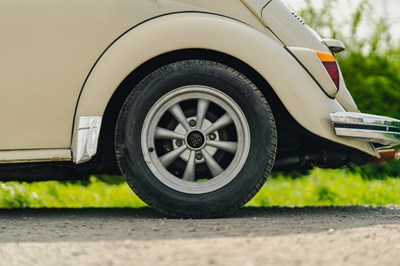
[1, 206, 399, 266]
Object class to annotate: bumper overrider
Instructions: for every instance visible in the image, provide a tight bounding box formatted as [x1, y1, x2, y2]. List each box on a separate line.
[330, 112, 400, 163]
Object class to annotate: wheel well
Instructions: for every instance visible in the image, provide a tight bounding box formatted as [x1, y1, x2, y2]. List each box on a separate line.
[95, 48, 354, 174]
[94, 49, 285, 172]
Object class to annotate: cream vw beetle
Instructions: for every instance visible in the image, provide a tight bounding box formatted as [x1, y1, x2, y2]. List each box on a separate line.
[1, 0, 399, 217]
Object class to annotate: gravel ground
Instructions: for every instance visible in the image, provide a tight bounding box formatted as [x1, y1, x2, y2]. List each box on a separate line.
[0, 206, 399, 266]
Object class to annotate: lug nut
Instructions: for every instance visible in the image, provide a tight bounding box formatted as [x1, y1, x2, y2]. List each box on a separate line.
[189, 119, 196, 127]
[196, 153, 203, 160]
[175, 140, 183, 147]
[209, 133, 217, 140]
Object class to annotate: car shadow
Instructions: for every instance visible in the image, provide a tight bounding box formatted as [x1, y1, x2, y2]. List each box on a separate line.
[0, 206, 399, 242]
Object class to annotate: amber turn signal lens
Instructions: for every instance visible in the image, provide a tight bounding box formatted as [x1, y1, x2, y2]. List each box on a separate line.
[316, 51, 336, 62]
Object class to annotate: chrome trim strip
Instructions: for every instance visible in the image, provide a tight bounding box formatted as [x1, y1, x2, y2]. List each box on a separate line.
[330, 112, 400, 147]
[323, 39, 346, 53]
[331, 112, 400, 127]
[0, 149, 71, 164]
[72, 116, 102, 164]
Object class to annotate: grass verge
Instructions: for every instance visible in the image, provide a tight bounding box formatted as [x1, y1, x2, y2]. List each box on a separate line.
[0, 169, 399, 208]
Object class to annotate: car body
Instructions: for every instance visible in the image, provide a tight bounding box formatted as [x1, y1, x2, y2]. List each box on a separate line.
[1, 0, 399, 217]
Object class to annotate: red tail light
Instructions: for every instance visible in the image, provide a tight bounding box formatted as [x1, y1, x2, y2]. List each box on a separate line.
[316, 51, 340, 90]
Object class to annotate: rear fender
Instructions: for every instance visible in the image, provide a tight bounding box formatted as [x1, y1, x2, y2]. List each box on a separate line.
[73, 12, 376, 161]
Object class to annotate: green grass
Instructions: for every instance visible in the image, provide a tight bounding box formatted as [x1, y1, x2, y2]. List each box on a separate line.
[0, 169, 399, 208]
[0, 177, 146, 208]
[247, 169, 400, 207]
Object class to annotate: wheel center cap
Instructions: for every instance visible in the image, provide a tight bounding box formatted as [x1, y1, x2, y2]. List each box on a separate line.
[186, 130, 205, 150]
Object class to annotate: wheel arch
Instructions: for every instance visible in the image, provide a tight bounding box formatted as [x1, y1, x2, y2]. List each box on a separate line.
[72, 12, 293, 165]
[72, 12, 376, 165]
[94, 48, 283, 169]
[73, 12, 289, 119]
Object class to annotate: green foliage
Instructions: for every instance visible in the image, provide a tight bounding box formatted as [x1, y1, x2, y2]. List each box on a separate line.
[0, 177, 146, 208]
[298, 0, 400, 177]
[317, 186, 337, 203]
[0, 170, 399, 208]
[349, 161, 400, 180]
[339, 49, 400, 119]
[247, 169, 400, 207]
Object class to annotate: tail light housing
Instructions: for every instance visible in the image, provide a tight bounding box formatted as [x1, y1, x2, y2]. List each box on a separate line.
[316, 51, 340, 90]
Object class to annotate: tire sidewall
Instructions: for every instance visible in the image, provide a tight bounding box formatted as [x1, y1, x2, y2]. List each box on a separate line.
[115, 60, 276, 216]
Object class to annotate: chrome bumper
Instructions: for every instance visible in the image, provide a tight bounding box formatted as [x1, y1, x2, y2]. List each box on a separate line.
[330, 112, 400, 148]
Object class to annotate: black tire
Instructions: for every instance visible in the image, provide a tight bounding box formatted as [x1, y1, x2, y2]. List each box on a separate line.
[115, 60, 277, 218]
